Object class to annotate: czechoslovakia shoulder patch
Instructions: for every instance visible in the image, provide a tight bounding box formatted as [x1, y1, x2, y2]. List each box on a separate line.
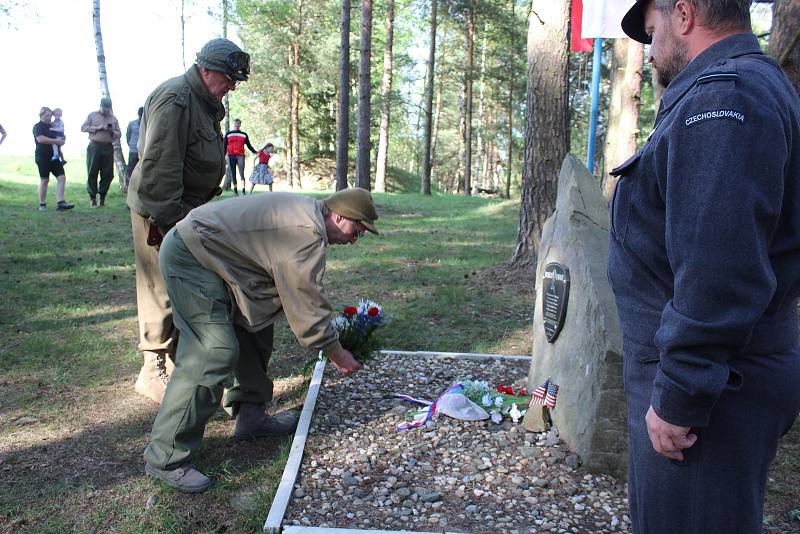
[684, 109, 745, 127]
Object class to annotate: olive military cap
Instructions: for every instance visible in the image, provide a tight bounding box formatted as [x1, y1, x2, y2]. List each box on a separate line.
[100, 97, 113, 110]
[323, 188, 379, 235]
[196, 38, 250, 81]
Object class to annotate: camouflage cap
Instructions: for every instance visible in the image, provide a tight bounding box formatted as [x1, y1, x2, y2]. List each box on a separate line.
[100, 97, 112, 110]
[323, 188, 379, 235]
[195, 38, 250, 81]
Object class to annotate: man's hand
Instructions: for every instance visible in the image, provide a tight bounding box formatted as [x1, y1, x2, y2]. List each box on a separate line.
[327, 348, 361, 375]
[645, 406, 697, 461]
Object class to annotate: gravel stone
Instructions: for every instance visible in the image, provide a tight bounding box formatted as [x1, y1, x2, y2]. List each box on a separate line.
[283, 353, 630, 533]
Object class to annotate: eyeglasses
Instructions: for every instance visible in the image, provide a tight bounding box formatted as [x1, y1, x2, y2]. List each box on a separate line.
[223, 73, 240, 89]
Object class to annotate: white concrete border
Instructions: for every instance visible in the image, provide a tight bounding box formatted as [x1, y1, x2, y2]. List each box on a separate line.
[283, 528, 462, 534]
[264, 356, 327, 533]
[263, 350, 532, 533]
[380, 349, 531, 362]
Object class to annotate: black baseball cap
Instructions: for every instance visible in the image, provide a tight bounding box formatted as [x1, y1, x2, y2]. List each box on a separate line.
[621, 0, 652, 44]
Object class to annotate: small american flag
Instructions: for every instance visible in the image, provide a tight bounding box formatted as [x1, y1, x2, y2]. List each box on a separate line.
[545, 381, 560, 409]
[529, 378, 550, 406]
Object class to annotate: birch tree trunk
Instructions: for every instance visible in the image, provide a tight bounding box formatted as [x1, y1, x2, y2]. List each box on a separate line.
[420, 0, 437, 195]
[336, 0, 352, 190]
[92, 0, 128, 190]
[356, 0, 373, 190]
[181, 0, 187, 71]
[463, 3, 476, 196]
[374, 0, 394, 192]
[511, 0, 570, 267]
[602, 38, 643, 202]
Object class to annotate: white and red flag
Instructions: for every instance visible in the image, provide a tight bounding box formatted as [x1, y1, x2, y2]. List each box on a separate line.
[580, 0, 636, 39]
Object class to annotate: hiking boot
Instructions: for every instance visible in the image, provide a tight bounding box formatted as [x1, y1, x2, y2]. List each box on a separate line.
[56, 201, 75, 211]
[90, 197, 98, 208]
[38, 203, 47, 211]
[145, 462, 211, 493]
[234, 403, 299, 441]
[134, 351, 171, 404]
[99, 196, 106, 207]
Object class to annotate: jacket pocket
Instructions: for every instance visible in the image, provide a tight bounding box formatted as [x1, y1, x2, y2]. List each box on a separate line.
[623, 335, 660, 363]
[609, 151, 641, 244]
[187, 128, 223, 174]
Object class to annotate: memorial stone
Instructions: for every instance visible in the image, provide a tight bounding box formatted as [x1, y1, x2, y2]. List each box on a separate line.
[527, 154, 627, 478]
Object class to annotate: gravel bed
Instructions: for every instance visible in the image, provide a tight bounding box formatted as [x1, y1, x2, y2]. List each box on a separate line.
[283, 353, 631, 533]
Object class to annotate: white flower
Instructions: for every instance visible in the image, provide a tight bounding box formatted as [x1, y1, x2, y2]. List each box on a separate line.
[481, 393, 493, 407]
[490, 411, 503, 424]
[494, 396, 504, 408]
[357, 299, 382, 315]
[509, 403, 523, 423]
[332, 316, 349, 331]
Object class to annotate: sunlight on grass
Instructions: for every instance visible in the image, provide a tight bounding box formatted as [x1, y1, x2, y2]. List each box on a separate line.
[0, 158, 533, 531]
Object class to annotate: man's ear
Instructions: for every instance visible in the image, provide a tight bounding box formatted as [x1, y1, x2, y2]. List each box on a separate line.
[673, 0, 696, 35]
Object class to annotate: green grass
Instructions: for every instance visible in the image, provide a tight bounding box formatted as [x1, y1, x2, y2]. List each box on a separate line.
[3, 154, 795, 532]
[0, 155, 533, 532]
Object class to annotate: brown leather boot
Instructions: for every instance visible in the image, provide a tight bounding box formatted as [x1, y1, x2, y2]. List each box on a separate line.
[134, 351, 170, 404]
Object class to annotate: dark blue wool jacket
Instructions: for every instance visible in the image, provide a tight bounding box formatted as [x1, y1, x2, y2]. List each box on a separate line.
[608, 33, 800, 428]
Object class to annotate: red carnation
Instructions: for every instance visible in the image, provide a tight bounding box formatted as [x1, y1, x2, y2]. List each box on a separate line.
[496, 385, 505, 393]
[343, 306, 358, 316]
[368, 307, 380, 317]
[518, 388, 528, 396]
[504, 386, 515, 395]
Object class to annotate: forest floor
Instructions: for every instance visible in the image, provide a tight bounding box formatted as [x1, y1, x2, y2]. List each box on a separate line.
[0, 157, 798, 533]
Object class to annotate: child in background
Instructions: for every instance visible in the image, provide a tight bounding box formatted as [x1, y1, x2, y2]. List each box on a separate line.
[249, 142, 274, 193]
[50, 108, 66, 163]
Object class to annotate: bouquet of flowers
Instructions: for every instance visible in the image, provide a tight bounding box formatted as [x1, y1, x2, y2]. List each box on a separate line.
[460, 379, 532, 424]
[332, 299, 387, 363]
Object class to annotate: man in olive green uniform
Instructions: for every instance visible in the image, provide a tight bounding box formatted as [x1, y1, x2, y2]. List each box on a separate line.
[81, 97, 121, 207]
[143, 188, 375, 492]
[127, 38, 251, 404]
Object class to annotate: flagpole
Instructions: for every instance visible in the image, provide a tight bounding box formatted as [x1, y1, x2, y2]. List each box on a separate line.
[586, 37, 603, 174]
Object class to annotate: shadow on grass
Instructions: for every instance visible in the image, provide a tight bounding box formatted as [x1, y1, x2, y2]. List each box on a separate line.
[0, 399, 299, 532]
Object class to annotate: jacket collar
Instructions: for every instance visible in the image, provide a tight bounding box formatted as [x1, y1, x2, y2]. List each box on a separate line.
[185, 65, 226, 122]
[658, 33, 762, 117]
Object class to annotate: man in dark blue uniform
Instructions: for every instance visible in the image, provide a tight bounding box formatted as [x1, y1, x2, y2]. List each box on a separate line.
[610, 0, 800, 531]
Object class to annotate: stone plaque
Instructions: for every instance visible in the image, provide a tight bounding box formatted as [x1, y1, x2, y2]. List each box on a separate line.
[542, 262, 570, 343]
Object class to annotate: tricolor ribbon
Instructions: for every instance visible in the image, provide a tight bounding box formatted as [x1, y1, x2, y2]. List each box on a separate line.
[394, 384, 464, 431]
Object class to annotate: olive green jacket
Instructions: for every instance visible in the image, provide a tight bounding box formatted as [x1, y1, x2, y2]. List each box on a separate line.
[127, 65, 226, 230]
[175, 193, 344, 356]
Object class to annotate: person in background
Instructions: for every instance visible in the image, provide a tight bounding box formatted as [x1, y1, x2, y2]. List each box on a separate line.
[143, 188, 375, 493]
[126, 106, 144, 179]
[249, 142, 274, 193]
[127, 38, 250, 404]
[224, 118, 257, 195]
[81, 97, 121, 208]
[32, 107, 74, 212]
[50, 108, 66, 164]
[610, 0, 800, 532]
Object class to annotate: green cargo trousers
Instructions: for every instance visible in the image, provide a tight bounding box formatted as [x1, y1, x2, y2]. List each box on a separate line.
[144, 228, 275, 470]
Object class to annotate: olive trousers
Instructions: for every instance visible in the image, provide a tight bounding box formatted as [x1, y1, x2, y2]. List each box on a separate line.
[144, 228, 275, 470]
